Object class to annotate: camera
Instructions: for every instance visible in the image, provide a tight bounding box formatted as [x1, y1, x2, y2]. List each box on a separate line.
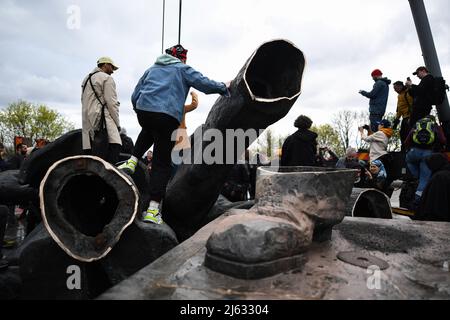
[359, 124, 370, 131]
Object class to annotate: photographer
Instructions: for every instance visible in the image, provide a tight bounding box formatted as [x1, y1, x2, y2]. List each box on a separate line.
[359, 120, 392, 162]
[359, 119, 394, 195]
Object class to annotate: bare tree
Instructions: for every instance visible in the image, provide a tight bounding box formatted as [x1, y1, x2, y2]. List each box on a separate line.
[332, 110, 361, 154]
[384, 112, 401, 152]
[355, 110, 370, 151]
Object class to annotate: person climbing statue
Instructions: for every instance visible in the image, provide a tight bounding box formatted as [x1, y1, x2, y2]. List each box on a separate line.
[119, 44, 230, 224]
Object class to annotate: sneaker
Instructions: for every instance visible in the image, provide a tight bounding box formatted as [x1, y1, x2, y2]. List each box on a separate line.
[2, 238, 17, 249]
[117, 158, 137, 175]
[143, 208, 163, 224]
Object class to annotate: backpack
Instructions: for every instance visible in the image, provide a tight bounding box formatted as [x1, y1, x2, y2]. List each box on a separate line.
[431, 76, 448, 105]
[413, 118, 435, 145]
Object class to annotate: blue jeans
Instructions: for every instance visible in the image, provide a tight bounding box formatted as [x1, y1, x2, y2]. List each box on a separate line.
[369, 113, 383, 132]
[406, 148, 432, 197]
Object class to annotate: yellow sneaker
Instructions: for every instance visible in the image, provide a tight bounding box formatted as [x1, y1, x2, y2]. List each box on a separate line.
[117, 158, 137, 174]
[143, 208, 163, 224]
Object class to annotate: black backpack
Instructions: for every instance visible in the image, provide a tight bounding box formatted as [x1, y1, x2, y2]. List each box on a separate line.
[432, 76, 448, 105]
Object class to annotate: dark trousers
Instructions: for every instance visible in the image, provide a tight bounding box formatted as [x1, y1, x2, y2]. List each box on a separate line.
[83, 143, 121, 165]
[409, 106, 432, 128]
[369, 113, 383, 132]
[107, 144, 121, 165]
[4, 205, 17, 240]
[400, 118, 410, 152]
[133, 111, 179, 203]
[0, 205, 8, 256]
[378, 153, 394, 195]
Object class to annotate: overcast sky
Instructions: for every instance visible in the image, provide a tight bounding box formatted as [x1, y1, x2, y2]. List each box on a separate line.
[0, 0, 448, 144]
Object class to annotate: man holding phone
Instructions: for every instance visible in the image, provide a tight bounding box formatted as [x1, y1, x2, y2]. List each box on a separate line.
[406, 66, 435, 128]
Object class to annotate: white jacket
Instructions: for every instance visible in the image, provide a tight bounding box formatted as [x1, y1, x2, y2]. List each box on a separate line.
[81, 67, 121, 150]
[361, 131, 388, 161]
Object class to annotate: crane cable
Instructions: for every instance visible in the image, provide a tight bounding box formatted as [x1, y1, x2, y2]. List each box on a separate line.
[161, 0, 183, 53]
[161, 0, 165, 54]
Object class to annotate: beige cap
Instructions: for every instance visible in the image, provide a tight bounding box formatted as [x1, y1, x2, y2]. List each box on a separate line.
[97, 57, 119, 70]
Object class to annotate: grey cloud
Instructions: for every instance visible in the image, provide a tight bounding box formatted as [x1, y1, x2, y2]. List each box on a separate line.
[0, 0, 448, 145]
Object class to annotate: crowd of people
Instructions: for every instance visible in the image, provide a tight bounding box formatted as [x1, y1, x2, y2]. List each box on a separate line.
[220, 65, 448, 225]
[2, 55, 448, 266]
[78, 56, 447, 224]
[0, 141, 39, 270]
[354, 66, 447, 221]
[271, 66, 448, 222]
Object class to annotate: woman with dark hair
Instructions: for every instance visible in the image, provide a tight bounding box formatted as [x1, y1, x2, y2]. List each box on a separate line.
[280, 115, 318, 166]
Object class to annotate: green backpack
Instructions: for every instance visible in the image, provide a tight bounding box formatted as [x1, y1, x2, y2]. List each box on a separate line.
[413, 118, 435, 145]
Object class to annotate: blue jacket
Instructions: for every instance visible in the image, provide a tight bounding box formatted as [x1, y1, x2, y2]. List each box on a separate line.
[360, 78, 391, 115]
[131, 54, 228, 123]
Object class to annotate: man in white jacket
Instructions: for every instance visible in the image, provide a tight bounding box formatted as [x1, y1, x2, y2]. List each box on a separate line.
[81, 57, 121, 164]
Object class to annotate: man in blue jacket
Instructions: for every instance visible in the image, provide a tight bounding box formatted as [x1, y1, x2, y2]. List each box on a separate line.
[359, 69, 391, 132]
[119, 44, 229, 224]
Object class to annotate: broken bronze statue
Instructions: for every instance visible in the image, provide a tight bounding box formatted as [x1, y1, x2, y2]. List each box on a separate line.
[204, 164, 357, 279]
